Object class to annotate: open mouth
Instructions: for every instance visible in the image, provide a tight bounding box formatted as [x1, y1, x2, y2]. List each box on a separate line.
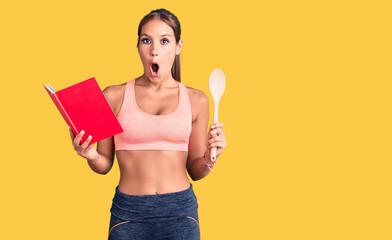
[151, 63, 159, 76]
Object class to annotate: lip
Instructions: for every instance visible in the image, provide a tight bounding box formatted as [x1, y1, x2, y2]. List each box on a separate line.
[150, 62, 159, 77]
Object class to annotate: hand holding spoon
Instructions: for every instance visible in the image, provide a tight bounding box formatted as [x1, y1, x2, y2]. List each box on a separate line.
[209, 69, 226, 162]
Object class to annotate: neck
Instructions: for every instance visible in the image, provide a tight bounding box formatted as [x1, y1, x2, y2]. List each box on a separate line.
[138, 74, 177, 90]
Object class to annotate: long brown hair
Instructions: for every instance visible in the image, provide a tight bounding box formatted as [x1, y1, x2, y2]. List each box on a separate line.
[137, 9, 182, 82]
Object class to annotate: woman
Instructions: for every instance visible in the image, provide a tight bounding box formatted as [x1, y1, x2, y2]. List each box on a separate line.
[69, 8, 226, 240]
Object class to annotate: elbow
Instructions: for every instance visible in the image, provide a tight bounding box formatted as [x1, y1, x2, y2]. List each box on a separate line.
[187, 162, 206, 181]
[95, 157, 114, 175]
[189, 173, 204, 181]
[98, 170, 110, 175]
[190, 175, 198, 181]
[92, 165, 112, 175]
[100, 166, 113, 175]
[93, 169, 109, 175]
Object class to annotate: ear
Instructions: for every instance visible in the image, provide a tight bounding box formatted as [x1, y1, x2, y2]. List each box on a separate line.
[176, 39, 183, 54]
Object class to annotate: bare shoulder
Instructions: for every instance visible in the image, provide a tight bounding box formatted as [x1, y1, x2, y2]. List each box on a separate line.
[103, 83, 126, 98]
[185, 85, 209, 107]
[185, 85, 209, 122]
[103, 82, 127, 116]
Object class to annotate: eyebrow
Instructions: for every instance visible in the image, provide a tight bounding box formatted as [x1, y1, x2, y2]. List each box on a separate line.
[141, 33, 172, 38]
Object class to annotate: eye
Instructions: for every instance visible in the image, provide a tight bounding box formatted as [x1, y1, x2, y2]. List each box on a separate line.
[141, 38, 151, 44]
[161, 38, 169, 45]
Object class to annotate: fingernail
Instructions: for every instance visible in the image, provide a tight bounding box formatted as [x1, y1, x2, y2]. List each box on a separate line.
[211, 125, 215, 129]
[81, 130, 85, 134]
[88, 135, 92, 139]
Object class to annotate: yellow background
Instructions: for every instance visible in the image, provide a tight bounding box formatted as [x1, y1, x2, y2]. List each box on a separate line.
[1, 0, 391, 239]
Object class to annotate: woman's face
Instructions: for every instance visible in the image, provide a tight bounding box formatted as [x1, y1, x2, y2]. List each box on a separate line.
[138, 19, 182, 81]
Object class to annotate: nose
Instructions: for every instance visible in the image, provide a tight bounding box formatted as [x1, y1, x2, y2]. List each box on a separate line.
[151, 42, 159, 57]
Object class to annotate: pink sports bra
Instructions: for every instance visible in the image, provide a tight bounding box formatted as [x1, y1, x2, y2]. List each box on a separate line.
[114, 79, 192, 151]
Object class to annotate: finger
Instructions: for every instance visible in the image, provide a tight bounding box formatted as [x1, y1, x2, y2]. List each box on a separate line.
[209, 130, 224, 140]
[209, 124, 219, 132]
[209, 128, 218, 136]
[210, 123, 224, 132]
[208, 142, 220, 149]
[208, 134, 218, 142]
[208, 125, 215, 134]
[209, 128, 223, 137]
[80, 135, 93, 149]
[211, 132, 225, 139]
[208, 137, 226, 147]
[68, 127, 75, 140]
[73, 130, 85, 146]
[211, 122, 224, 129]
[209, 141, 226, 149]
[85, 142, 96, 152]
[209, 134, 224, 144]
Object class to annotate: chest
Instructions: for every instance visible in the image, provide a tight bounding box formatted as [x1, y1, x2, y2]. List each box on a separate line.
[135, 88, 179, 116]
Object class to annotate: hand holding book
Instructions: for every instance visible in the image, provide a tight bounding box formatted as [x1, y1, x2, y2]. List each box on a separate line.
[68, 127, 99, 163]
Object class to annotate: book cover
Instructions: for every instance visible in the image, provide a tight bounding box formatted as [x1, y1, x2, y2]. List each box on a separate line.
[44, 77, 123, 144]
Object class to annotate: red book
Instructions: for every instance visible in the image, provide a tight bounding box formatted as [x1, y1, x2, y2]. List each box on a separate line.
[44, 77, 123, 144]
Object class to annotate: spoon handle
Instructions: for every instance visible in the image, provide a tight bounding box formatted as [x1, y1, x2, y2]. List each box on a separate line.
[210, 103, 219, 162]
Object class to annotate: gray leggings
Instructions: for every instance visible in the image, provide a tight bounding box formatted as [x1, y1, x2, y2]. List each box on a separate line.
[108, 184, 200, 240]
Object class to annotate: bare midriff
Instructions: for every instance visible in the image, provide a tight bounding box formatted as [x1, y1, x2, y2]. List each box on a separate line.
[115, 150, 190, 195]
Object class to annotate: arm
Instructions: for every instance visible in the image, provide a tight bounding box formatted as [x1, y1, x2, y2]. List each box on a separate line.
[69, 127, 114, 175]
[186, 89, 227, 181]
[69, 85, 124, 175]
[87, 136, 115, 175]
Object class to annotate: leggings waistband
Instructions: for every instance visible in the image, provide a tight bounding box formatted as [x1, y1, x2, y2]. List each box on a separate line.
[110, 184, 198, 223]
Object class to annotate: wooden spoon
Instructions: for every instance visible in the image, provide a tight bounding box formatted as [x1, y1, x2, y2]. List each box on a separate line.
[209, 69, 226, 162]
